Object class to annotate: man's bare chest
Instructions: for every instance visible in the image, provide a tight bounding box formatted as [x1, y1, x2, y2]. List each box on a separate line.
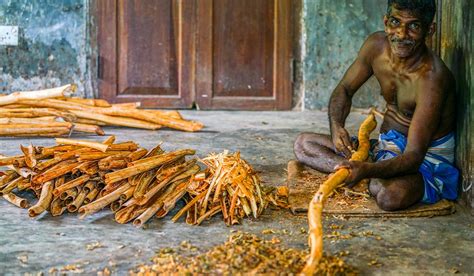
[372, 66, 418, 118]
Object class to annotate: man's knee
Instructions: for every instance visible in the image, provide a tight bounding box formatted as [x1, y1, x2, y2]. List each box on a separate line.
[375, 188, 405, 211]
[294, 132, 313, 153]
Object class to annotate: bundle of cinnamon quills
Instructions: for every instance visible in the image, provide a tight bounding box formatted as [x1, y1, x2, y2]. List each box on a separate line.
[172, 151, 267, 226]
[0, 138, 268, 227]
[0, 84, 203, 137]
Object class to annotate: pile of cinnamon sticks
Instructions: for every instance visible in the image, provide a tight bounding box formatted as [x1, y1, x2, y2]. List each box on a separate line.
[171, 151, 267, 226]
[0, 138, 267, 227]
[0, 84, 203, 137]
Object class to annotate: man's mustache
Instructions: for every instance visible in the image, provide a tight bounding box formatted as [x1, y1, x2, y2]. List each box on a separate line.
[391, 37, 415, 46]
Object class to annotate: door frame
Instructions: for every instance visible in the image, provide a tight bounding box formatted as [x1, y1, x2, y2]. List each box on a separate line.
[92, 0, 298, 110]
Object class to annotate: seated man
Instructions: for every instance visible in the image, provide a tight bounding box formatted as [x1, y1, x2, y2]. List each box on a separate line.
[294, 0, 459, 211]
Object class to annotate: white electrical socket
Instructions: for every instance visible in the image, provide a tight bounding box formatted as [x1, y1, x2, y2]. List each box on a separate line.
[0, 26, 19, 46]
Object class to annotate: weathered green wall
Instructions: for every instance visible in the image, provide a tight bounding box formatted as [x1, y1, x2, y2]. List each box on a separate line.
[0, 0, 93, 97]
[440, 0, 474, 212]
[301, 0, 386, 110]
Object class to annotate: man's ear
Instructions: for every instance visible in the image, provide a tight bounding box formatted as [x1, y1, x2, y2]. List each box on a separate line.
[383, 15, 389, 31]
[426, 22, 436, 37]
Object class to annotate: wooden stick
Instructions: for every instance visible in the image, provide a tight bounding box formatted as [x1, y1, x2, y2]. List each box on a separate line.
[0, 84, 75, 106]
[28, 181, 54, 217]
[301, 113, 377, 275]
[2, 193, 29, 208]
[56, 138, 109, 152]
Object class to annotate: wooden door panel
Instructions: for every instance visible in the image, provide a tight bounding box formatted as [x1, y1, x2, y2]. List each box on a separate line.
[98, 0, 195, 108]
[196, 0, 292, 110]
[118, 0, 177, 96]
[213, 0, 273, 98]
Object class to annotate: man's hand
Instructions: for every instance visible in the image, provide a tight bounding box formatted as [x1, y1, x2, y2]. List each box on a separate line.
[335, 160, 368, 187]
[331, 127, 353, 158]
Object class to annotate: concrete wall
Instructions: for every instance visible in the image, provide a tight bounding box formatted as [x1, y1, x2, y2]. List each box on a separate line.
[439, 0, 473, 212]
[299, 0, 386, 110]
[0, 0, 93, 97]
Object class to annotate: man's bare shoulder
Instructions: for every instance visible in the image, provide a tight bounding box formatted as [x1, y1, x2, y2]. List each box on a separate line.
[420, 51, 455, 89]
[359, 31, 388, 62]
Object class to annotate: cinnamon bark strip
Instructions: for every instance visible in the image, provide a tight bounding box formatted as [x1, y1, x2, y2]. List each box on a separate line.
[143, 110, 183, 120]
[2, 193, 29, 208]
[67, 187, 89, 212]
[135, 161, 198, 205]
[0, 108, 76, 121]
[64, 97, 111, 107]
[69, 109, 162, 130]
[0, 117, 57, 124]
[32, 159, 79, 185]
[0, 84, 75, 106]
[107, 142, 139, 152]
[50, 197, 66, 216]
[127, 148, 148, 161]
[83, 187, 100, 204]
[0, 177, 22, 195]
[60, 187, 78, 201]
[98, 156, 128, 170]
[75, 118, 107, 126]
[73, 123, 105, 135]
[171, 190, 207, 222]
[55, 138, 109, 152]
[53, 174, 90, 197]
[78, 182, 131, 218]
[28, 181, 54, 217]
[0, 124, 72, 136]
[20, 144, 37, 168]
[0, 155, 24, 167]
[102, 136, 116, 145]
[104, 149, 195, 185]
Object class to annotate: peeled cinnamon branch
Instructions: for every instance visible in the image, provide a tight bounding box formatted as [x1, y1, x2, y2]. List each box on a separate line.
[2, 193, 29, 208]
[0, 84, 76, 106]
[69, 109, 162, 130]
[0, 124, 72, 136]
[301, 113, 377, 275]
[17, 99, 203, 132]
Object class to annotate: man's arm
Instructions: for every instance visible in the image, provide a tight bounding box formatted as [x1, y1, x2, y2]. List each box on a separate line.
[346, 75, 446, 181]
[328, 33, 379, 157]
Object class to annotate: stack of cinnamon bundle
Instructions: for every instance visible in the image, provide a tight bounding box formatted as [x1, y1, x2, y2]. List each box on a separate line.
[0, 84, 203, 137]
[0, 139, 268, 227]
[0, 136, 197, 222]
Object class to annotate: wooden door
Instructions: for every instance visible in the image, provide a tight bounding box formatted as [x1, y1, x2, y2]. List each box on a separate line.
[97, 0, 195, 108]
[196, 0, 293, 110]
[97, 0, 293, 110]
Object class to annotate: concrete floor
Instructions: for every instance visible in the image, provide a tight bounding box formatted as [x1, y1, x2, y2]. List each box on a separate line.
[0, 110, 473, 275]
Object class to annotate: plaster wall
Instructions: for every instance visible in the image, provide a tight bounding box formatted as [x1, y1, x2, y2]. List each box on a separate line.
[300, 0, 386, 110]
[0, 0, 93, 97]
[440, 0, 474, 212]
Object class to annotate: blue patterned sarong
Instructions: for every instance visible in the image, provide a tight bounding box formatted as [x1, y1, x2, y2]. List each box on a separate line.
[372, 130, 459, 204]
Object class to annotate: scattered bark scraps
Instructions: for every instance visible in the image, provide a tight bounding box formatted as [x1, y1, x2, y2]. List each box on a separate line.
[132, 232, 358, 275]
